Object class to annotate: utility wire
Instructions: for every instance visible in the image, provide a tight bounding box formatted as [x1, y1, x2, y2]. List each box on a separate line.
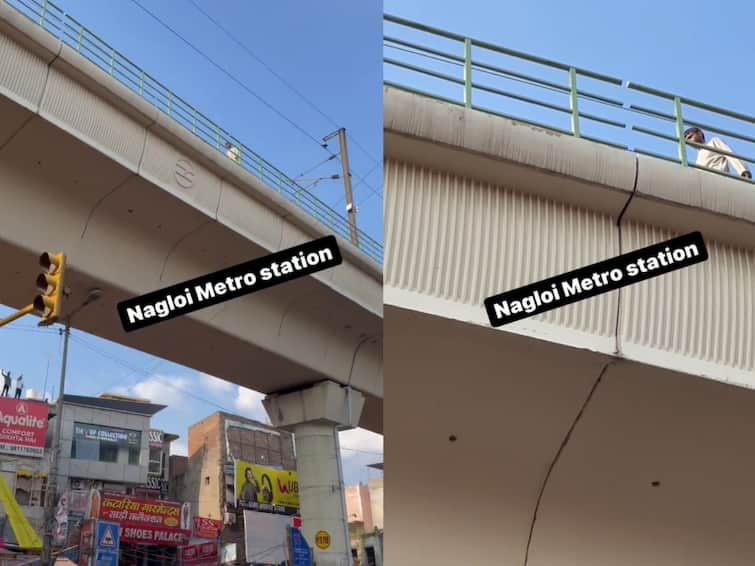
[132, 0, 383, 212]
[128, 0, 325, 149]
[185, 0, 381, 166]
[183, 0, 382, 201]
[295, 154, 338, 179]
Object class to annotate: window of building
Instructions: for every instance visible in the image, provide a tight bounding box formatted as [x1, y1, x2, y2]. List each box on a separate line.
[148, 447, 162, 476]
[14, 472, 46, 507]
[129, 446, 140, 466]
[71, 423, 142, 465]
[99, 443, 118, 463]
[365, 546, 377, 566]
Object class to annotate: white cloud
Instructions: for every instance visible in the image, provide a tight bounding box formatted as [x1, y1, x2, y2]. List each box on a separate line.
[198, 373, 234, 394]
[234, 387, 268, 423]
[171, 439, 188, 457]
[339, 428, 383, 459]
[114, 375, 192, 406]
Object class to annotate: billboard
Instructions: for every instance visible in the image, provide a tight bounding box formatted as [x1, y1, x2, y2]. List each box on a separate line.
[0, 398, 48, 457]
[235, 460, 299, 513]
[92, 492, 191, 546]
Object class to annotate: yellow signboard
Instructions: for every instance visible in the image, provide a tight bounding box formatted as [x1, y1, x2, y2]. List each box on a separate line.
[235, 460, 299, 510]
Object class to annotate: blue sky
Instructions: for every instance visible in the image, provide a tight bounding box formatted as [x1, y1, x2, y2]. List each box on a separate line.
[384, 0, 755, 169]
[0, 0, 383, 488]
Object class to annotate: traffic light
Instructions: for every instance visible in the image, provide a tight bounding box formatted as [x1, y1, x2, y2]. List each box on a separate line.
[33, 252, 66, 326]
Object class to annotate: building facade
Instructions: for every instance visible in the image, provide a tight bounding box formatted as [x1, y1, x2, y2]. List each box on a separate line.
[346, 479, 384, 566]
[0, 394, 182, 553]
[177, 412, 297, 564]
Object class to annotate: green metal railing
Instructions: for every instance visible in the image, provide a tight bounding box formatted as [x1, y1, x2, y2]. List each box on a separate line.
[4, 0, 383, 264]
[384, 14, 755, 182]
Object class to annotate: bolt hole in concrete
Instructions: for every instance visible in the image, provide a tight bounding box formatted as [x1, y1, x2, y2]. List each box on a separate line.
[651, 481, 661, 487]
[448, 435, 457, 442]
[127, 208, 134, 214]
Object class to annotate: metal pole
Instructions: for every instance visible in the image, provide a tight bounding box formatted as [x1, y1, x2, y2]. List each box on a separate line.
[568, 67, 580, 138]
[0, 304, 34, 328]
[337, 128, 359, 247]
[463, 38, 472, 108]
[41, 318, 71, 566]
[673, 96, 688, 166]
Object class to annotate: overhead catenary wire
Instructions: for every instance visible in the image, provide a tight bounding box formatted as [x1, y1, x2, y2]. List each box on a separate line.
[130, 0, 383, 213]
[128, 0, 326, 149]
[185, 0, 381, 167]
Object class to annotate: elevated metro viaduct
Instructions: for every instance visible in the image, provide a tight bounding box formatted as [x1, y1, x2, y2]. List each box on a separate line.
[384, 86, 755, 566]
[0, 6, 382, 564]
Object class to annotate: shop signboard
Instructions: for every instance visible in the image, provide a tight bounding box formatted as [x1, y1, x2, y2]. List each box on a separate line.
[74, 424, 139, 446]
[192, 516, 222, 539]
[92, 492, 191, 546]
[0, 398, 48, 457]
[181, 541, 218, 566]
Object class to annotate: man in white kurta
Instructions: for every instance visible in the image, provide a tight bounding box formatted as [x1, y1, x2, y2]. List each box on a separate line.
[684, 127, 751, 179]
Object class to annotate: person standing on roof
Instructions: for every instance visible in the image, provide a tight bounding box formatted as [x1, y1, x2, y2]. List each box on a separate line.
[225, 142, 241, 165]
[1, 370, 10, 396]
[13, 374, 23, 399]
[684, 127, 752, 179]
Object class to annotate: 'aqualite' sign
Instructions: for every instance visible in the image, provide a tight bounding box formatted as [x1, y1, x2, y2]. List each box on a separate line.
[0, 398, 48, 457]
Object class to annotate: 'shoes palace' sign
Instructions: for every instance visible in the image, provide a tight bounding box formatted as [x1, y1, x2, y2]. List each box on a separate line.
[0, 398, 48, 458]
[93, 492, 191, 546]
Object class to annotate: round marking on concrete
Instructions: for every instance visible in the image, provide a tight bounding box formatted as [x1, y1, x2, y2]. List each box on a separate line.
[315, 530, 331, 550]
[175, 159, 195, 189]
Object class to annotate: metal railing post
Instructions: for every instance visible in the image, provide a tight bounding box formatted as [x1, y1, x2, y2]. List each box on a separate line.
[192, 108, 197, 133]
[215, 126, 220, 149]
[257, 157, 263, 179]
[108, 48, 115, 75]
[76, 25, 83, 51]
[139, 71, 144, 96]
[168, 92, 173, 116]
[39, 0, 48, 27]
[568, 67, 580, 137]
[463, 38, 472, 108]
[673, 96, 688, 166]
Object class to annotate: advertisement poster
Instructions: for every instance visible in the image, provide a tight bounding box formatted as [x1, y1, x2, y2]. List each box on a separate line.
[53, 491, 70, 544]
[181, 541, 219, 566]
[92, 492, 191, 546]
[0, 398, 48, 457]
[78, 520, 94, 566]
[234, 460, 299, 513]
[192, 516, 222, 539]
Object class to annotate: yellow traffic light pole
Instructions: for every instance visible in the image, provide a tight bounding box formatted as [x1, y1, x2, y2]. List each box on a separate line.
[0, 304, 35, 328]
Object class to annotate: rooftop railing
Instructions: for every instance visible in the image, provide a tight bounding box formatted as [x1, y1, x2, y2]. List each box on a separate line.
[3, 0, 383, 264]
[384, 15, 755, 184]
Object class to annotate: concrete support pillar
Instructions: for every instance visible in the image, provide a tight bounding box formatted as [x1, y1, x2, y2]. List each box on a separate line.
[263, 381, 364, 566]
